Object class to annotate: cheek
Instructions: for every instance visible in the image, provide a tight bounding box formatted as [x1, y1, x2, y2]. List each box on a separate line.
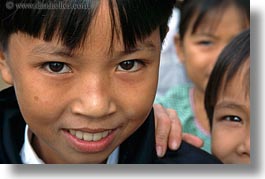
[117, 68, 158, 130]
[211, 126, 235, 161]
[184, 51, 205, 76]
[14, 76, 66, 127]
[117, 62, 158, 111]
[184, 45, 217, 72]
[211, 130, 224, 156]
[120, 79, 157, 117]
[6, 55, 63, 131]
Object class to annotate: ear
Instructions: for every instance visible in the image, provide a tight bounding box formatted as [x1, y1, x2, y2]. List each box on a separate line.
[174, 34, 185, 64]
[0, 50, 13, 85]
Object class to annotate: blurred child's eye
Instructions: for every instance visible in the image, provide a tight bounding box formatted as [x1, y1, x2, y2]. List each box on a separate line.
[223, 116, 242, 123]
[43, 62, 72, 74]
[198, 40, 213, 46]
[117, 60, 144, 72]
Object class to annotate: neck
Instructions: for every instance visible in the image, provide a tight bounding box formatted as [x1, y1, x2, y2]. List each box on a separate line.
[192, 88, 210, 134]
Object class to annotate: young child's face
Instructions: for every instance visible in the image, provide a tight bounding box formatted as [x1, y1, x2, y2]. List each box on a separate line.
[211, 60, 250, 164]
[0, 2, 161, 163]
[175, 5, 249, 94]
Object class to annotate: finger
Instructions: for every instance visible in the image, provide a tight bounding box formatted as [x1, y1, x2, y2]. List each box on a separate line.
[166, 109, 182, 150]
[182, 133, 204, 148]
[153, 104, 171, 157]
[154, 104, 160, 128]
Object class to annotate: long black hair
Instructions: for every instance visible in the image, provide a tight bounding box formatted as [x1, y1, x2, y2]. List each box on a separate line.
[0, 0, 175, 52]
[204, 29, 250, 127]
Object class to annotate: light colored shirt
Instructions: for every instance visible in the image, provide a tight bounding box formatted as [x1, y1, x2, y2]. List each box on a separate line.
[155, 84, 211, 153]
[20, 125, 119, 164]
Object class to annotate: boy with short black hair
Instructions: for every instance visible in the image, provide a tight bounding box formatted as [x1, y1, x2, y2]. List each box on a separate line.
[0, 0, 221, 164]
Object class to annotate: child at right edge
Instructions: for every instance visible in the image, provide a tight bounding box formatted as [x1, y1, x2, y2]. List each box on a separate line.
[205, 29, 250, 163]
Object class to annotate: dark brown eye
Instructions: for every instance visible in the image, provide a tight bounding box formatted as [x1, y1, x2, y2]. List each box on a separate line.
[117, 60, 143, 72]
[49, 62, 64, 72]
[43, 62, 72, 74]
[224, 116, 242, 123]
[119, 61, 135, 70]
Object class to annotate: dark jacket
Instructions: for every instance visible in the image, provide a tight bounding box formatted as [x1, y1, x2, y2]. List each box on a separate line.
[0, 87, 222, 164]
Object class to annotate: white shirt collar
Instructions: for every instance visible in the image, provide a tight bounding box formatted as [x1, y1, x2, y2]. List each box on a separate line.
[20, 125, 119, 164]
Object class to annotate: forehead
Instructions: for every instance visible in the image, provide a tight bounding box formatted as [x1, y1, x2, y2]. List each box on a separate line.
[69, 0, 125, 54]
[9, 31, 160, 62]
[217, 60, 250, 103]
[8, 1, 160, 57]
[189, 4, 248, 35]
[80, 0, 122, 54]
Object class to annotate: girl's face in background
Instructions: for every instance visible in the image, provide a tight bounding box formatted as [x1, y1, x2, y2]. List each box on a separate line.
[175, 4, 249, 94]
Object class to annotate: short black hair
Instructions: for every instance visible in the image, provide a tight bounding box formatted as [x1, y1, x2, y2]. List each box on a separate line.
[0, 0, 175, 53]
[204, 29, 250, 127]
[176, 0, 250, 40]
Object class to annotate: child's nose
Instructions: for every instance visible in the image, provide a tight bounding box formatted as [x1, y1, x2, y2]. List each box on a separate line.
[236, 130, 250, 158]
[70, 75, 117, 119]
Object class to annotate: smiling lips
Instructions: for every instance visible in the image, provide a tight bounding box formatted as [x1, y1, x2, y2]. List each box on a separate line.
[69, 129, 112, 142]
[65, 127, 116, 153]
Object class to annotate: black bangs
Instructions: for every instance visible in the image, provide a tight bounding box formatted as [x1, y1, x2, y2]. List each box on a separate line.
[42, 1, 99, 50]
[115, 0, 175, 51]
[0, 0, 99, 52]
[0, 0, 175, 52]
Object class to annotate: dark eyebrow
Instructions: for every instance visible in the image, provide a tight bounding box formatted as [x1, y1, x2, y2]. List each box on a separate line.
[31, 44, 73, 58]
[215, 102, 248, 113]
[31, 40, 157, 58]
[114, 41, 157, 57]
[193, 33, 217, 39]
